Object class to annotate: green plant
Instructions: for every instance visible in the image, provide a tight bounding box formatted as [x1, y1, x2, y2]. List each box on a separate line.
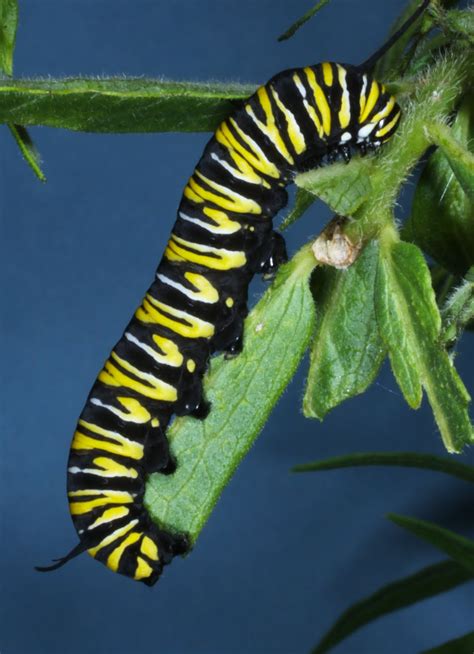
[3, 0, 473, 650]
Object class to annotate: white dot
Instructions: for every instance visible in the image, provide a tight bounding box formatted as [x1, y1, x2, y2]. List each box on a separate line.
[358, 123, 376, 139]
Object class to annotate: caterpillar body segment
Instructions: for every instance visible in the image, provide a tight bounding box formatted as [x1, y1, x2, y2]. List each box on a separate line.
[39, 60, 403, 584]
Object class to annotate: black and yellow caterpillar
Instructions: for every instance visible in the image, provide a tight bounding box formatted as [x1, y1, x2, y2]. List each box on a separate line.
[38, 1, 429, 585]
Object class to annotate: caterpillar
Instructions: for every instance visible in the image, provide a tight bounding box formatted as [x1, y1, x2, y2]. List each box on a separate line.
[37, 1, 430, 585]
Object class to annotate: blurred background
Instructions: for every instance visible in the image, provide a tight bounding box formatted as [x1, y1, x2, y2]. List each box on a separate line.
[1, 1, 473, 652]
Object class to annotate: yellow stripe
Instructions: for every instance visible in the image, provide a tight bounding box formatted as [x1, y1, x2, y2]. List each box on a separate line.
[113, 397, 152, 423]
[226, 147, 270, 187]
[71, 428, 143, 461]
[337, 65, 351, 129]
[88, 520, 138, 557]
[211, 151, 270, 188]
[304, 99, 324, 138]
[184, 272, 219, 303]
[245, 87, 294, 164]
[223, 118, 280, 178]
[136, 293, 215, 339]
[322, 62, 333, 86]
[376, 111, 401, 138]
[360, 80, 380, 122]
[125, 331, 183, 368]
[141, 535, 159, 561]
[151, 334, 184, 366]
[190, 171, 261, 214]
[304, 67, 331, 135]
[270, 87, 306, 155]
[164, 234, 246, 271]
[69, 492, 134, 516]
[183, 185, 204, 204]
[370, 96, 396, 125]
[107, 531, 142, 572]
[201, 207, 241, 235]
[134, 556, 154, 580]
[92, 456, 138, 478]
[87, 506, 130, 530]
[69, 456, 138, 479]
[98, 353, 177, 402]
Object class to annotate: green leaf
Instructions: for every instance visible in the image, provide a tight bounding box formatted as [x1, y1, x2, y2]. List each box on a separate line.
[280, 188, 315, 231]
[427, 120, 474, 201]
[277, 0, 331, 42]
[0, 77, 255, 133]
[0, 0, 18, 76]
[421, 631, 474, 654]
[403, 95, 474, 275]
[293, 451, 474, 483]
[441, 269, 474, 347]
[312, 560, 473, 654]
[375, 0, 431, 79]
[406, 33, 450, 77]
[296, 158, 373, 216]
[375, 239, 472, 453]
[144, 246, 316, 542]
[303, 241, 385, 419]
[389, 514, 474, 574]
[438, 8, 474, 46]
[8, 123, 46, 181]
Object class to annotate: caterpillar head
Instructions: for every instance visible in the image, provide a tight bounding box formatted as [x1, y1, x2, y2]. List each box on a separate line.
[355, 78, 401, 149]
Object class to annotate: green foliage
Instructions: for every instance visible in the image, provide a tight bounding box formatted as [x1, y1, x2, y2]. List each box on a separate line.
[0, 0, 17, 76]
[404, 95, 474, 275]
[304, 241, 385, 419]
[0, 78, 255, 133]
[8, 123, 46, 181]
[441, 267, 474, 346]
[280, 188, 315, 231]
[0, 0, 45, 180]
[311, 560, 473, 654]
[389, 514, 474, 574]
[375, 239, 472, 452]
[293, 451, 474, 483]
[296, 157, 373, 215]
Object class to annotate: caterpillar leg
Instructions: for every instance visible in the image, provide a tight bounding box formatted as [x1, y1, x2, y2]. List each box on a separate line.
[260, 231, 288, 280]
[144, 422, 176, 474]
[175, 363, 211, 420]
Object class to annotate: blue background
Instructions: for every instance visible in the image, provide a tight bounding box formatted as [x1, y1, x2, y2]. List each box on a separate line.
[2, 1, 473, 653]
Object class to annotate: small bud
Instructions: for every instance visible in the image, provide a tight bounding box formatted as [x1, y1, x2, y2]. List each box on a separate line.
[312, 216, 361, 269]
